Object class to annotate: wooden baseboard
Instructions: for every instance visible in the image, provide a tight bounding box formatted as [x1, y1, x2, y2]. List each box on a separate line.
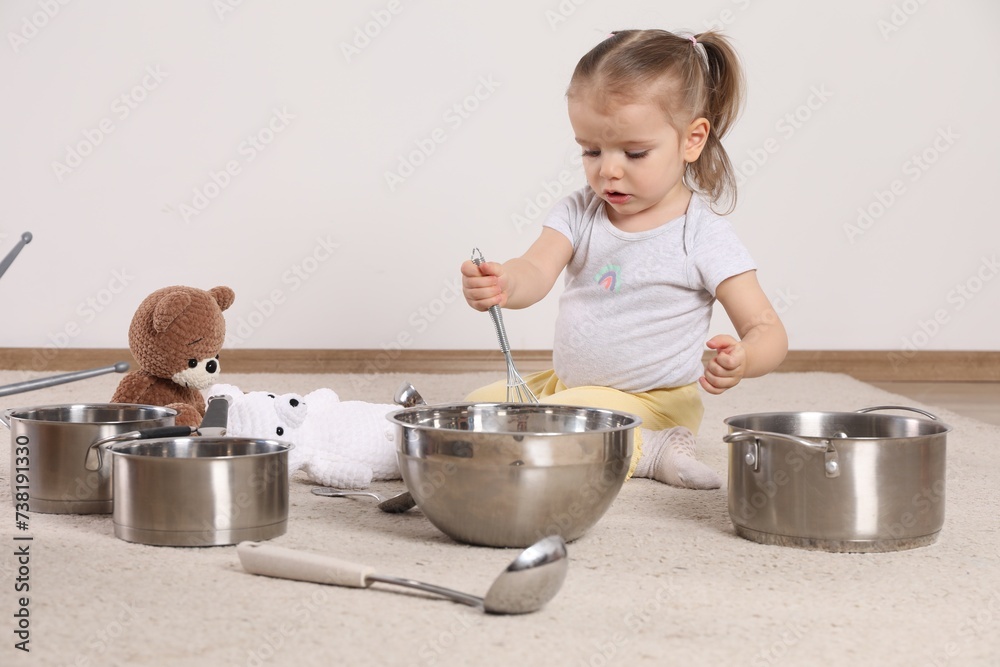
[0, 348, 997, 382]
[772, 350, 999, 382]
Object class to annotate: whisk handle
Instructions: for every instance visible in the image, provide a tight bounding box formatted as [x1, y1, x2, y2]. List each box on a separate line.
[472, 248, 512, 354]
[486, 305, 512, 355]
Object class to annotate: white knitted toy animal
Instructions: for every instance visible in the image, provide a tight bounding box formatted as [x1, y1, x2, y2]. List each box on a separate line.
[208, 383, 400, 489]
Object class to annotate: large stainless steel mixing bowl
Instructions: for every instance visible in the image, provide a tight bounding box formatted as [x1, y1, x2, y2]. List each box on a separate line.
[387, 402, 640, 548]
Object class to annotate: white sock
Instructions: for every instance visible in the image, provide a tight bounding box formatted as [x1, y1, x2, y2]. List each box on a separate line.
[633, 427, 722, 490]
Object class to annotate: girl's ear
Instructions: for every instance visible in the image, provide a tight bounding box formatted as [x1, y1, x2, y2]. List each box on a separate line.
[683, 117, 710, 162]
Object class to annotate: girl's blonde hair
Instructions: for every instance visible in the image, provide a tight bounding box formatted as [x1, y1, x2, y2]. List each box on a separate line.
[568, 29, 745, 214]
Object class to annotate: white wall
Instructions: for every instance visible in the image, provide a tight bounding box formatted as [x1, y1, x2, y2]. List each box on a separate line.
[2, 0, 997, 355]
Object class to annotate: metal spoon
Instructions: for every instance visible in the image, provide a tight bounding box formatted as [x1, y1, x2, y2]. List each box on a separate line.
[236, 534, 568, 615]
[310, 384, 427, 514]
[311, 487, 416, 513]
[335, 380, 435, 513]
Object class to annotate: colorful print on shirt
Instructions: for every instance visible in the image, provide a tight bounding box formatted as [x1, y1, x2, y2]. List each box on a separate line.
[594, 264, 621, 292]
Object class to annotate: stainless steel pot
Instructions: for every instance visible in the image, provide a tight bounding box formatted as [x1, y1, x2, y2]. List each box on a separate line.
[387, 383, 640, 548]
[106, 436, 291, 547]
[724, 406, 951, 553]
[2, 403, 177, 514]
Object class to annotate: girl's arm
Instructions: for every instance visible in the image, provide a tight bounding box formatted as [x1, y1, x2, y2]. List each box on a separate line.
[462, 228, 573, 310]
[700, 270, 788, 395]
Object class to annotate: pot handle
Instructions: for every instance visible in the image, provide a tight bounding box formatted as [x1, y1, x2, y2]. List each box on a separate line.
[723, 429, 842, 478]
[723, 429, 830, 452]
[855, 405, 940, 421]
[84, 425, 195, 471]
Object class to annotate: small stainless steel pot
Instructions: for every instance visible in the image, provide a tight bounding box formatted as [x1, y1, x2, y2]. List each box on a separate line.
[107, 437, 291, 547]
[2, 403, 177, 514]
[724, 406, 951, 553]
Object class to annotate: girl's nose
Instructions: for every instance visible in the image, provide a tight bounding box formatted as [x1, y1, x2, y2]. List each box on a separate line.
[598, 155, 623, 180]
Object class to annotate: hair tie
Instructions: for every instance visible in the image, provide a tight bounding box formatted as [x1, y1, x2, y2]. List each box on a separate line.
[689, 34, 709, 69]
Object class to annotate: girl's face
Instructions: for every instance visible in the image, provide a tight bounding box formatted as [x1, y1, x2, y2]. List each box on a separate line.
[568, 90, 706, 229]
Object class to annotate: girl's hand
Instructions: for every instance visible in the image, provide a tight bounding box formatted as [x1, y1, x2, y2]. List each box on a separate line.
[699, 334, 747, 395]
[461, 259, 506, 311]
[705, 271, 788, 393]
[460, 228, 574, 311]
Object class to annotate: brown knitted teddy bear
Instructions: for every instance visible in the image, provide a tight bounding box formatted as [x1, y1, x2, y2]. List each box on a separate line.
[112, 285, 236, 427]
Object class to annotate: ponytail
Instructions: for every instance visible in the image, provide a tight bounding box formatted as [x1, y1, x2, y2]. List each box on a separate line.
[688, 31, 745, 214]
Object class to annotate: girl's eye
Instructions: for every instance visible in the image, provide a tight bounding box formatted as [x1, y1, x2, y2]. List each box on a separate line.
[626, 150, 650, 159]
[582, 149, 601, 158]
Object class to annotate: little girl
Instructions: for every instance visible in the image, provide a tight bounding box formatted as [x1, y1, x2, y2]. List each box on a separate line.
[461, 29, 788, 489]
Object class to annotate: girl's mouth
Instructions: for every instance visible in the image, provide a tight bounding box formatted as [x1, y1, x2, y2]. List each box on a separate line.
[604, 191, 632, 205]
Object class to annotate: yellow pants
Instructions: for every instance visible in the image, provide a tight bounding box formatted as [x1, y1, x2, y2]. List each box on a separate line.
[465, 369, 704, 479]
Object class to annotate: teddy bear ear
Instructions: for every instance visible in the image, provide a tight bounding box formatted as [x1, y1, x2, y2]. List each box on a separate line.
[209, 286, 236, 312]
[274, 393, 308, 428]
[152, 291, 193, 333]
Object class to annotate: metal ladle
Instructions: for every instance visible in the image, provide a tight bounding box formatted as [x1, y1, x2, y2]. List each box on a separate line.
[311, 487, 416, 513]
[236, 534, 569, 615]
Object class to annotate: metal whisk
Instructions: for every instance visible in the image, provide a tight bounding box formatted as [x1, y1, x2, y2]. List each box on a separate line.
[472, 248, 539, 404]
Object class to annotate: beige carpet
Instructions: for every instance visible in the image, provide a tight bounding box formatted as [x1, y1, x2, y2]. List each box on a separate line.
[1, 370, 998, 667]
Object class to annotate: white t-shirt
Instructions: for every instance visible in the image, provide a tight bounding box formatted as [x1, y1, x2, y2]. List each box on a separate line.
[543, 188, 757, 392]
